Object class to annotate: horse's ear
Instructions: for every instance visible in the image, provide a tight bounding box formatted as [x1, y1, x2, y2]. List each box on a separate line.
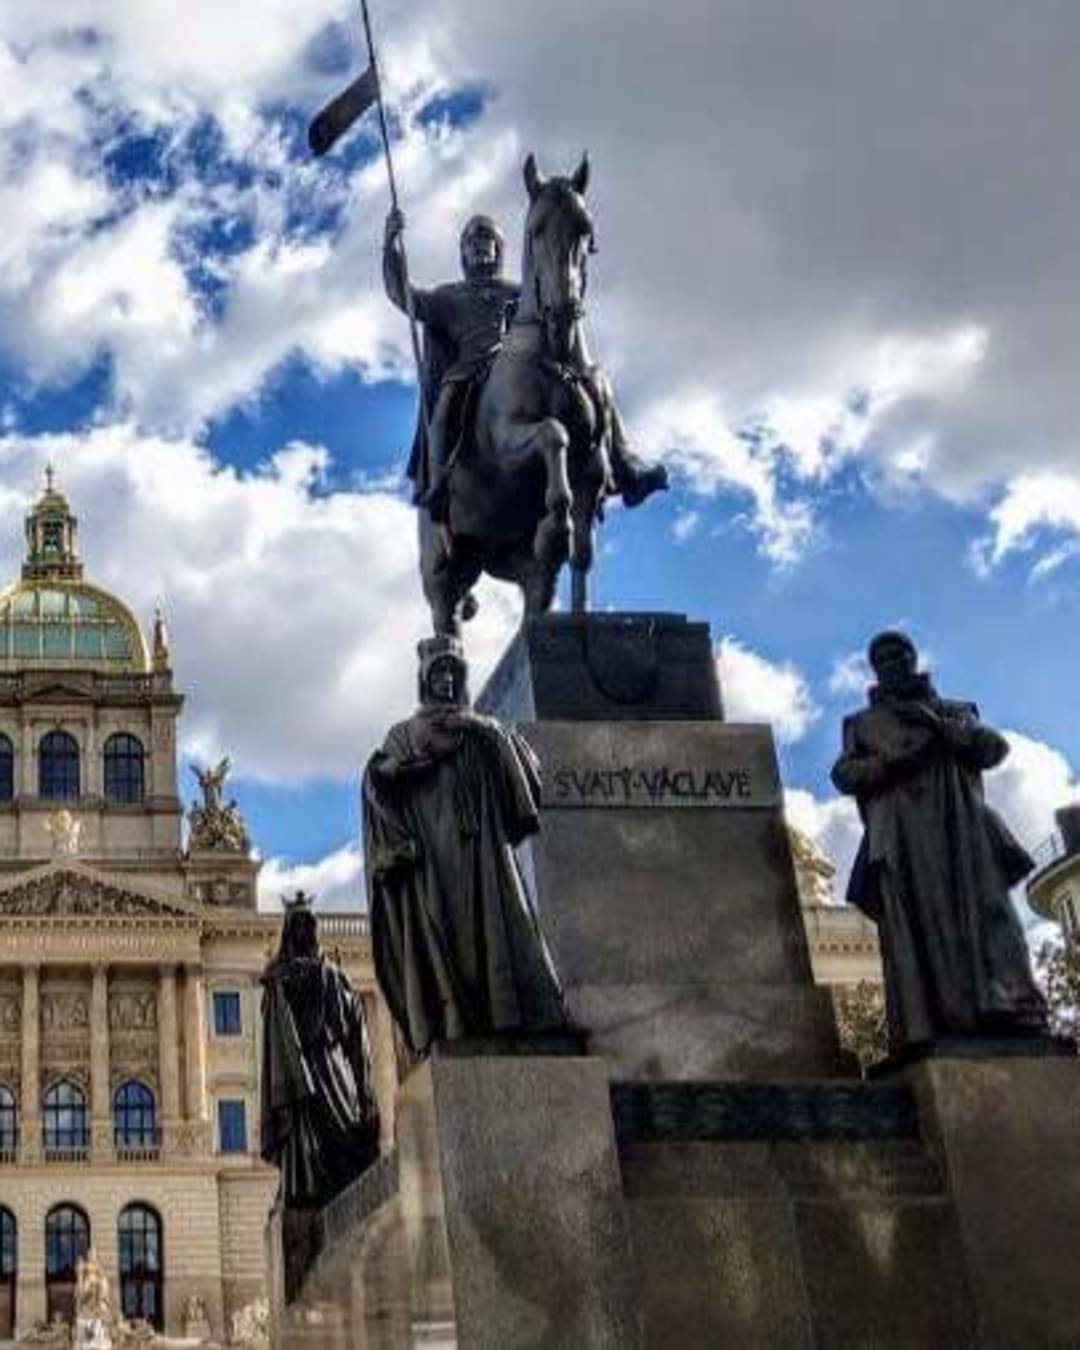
[571, 153, 590, 195]
[524, 153, 544, 201]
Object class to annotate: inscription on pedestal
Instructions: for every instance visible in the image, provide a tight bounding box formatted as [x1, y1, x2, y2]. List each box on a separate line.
[525, 722, 780, 810]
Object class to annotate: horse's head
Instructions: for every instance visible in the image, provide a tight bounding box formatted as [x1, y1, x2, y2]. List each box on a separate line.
[522, 153, 595, 363]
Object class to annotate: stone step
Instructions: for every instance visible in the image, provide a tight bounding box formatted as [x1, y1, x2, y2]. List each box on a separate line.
[620, 1137, 946, 1200]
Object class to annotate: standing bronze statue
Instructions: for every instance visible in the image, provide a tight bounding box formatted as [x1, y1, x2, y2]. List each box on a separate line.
[383, 154, 667, 634]
[831, 631, 1048, 1055]
[362, 636, 569, 1054]
[260, 893, 381, 1208]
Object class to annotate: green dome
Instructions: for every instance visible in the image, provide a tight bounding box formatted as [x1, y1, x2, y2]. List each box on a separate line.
[0, 471, 151, 673]
[0, 580, 149, 672]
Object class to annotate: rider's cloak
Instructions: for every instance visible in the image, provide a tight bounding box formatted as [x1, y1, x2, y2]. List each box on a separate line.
[362, 706, 568, 1054]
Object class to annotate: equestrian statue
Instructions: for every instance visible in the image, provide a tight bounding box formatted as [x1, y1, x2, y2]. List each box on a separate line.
[384, 154, 668, 634]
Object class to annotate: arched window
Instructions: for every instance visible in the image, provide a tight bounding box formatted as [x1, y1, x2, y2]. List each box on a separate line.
[0, 1207, 15, 1340]
[118, 1204, 162, 1331]
[42, 1080, 88, 1155]
[114, 1081, 156, 1149]
[38, 730, 79, 801]
[0, 734, 12, 802]
[45, 1204, 89, 1327]
[104, 733, 144, 804]
[0, 1085, 16, 1156]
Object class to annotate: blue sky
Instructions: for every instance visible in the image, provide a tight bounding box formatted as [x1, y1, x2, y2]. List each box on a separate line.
[0, 0, 1077, 909]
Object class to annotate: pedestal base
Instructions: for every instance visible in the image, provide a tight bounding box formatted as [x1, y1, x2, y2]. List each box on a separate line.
[397, 1051, 643, 1349]
[908, 1055, 1080, 1347]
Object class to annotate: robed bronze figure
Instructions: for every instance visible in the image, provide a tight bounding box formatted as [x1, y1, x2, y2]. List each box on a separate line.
[362, 637, 569, 1054]
[832, 631, 1048, 1054]
[260, 894, 381, 1208]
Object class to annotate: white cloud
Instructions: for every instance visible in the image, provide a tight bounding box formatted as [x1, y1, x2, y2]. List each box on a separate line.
[827, 650, 870, 700]
[0, 427, 520, 784]
[716, 637, 819, 744]
[638, 393, 815, 565]
[0, 2, 1077, 565]
[783, 787, 863, 905]
[985, 729, 1079, 856]
[258, 841, 364, 913]
[973, 472, 1080, 578]
[670, 509, 700, 544]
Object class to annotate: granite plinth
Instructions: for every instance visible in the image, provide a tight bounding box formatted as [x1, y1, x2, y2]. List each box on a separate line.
[908, 1056, 1080, 1348]
[396, 1052, 643, 1349]
[477, 613, 721, 722]
[516, 718, 843, 1079]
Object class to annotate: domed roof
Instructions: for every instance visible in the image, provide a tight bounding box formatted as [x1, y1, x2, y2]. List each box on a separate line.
[0, 471, 150, 674]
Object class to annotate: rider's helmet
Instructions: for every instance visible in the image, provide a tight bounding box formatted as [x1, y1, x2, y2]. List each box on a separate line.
[460, 215, 504, 280]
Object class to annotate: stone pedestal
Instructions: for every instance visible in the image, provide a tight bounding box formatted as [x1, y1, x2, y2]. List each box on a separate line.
[396, 1051, 643, 1349]
[478, 615, 842, 1080]
[479, 612, 722, 722]
[907, 1055, 1080, 1348]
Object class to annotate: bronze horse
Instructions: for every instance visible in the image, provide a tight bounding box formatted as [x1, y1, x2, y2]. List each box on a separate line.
[419, 154, 661, 634]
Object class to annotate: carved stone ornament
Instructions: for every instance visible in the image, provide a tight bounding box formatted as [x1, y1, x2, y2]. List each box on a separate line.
[0, 992, 20, 1036]
[42, 1065, 90, 1093]
[0, 867, 194, 920]
[44, 808, 82, 858]
[41, 990, 89, 1033]
[108, 990, 158, 1033]
[111, 1062, 158, 1093]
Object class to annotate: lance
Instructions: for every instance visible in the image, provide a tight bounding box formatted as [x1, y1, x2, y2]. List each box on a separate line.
[309, 0, 433, 501]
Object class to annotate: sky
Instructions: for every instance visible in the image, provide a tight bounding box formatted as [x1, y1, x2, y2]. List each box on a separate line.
[0, 0, 1078, 917]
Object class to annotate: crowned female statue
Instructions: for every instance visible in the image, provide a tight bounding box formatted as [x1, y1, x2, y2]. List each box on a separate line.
[260, 893, 381, 1208]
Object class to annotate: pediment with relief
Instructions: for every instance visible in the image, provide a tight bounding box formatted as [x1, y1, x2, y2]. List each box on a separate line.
[0, 863, 200, 921]
[22, 674, 96, 702]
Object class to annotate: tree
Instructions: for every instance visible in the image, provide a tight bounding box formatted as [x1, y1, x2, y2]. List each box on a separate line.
[1035, 940, 1080, 1044]
[832, 981, 888, 1075]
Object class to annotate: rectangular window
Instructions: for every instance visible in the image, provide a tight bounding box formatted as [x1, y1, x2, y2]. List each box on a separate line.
[218, 1100, 247, 1154]
[213, 991, 242, 1037]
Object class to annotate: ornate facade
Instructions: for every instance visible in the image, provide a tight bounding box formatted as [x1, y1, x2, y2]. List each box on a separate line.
[0, 479, 396, 1342]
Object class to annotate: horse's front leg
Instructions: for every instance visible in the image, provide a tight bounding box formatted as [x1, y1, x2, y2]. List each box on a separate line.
[496, 413, 569, 615]
[569, 470, 605, 613]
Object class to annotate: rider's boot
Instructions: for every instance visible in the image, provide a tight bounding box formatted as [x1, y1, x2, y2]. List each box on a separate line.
[614, 460, 669, 507]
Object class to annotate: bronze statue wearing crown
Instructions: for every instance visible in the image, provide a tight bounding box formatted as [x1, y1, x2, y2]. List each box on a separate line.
[361, 636, 569, 1054]
[259, 892, 381, 1210]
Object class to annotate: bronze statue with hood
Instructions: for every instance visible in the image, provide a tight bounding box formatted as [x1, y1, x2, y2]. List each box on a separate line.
[832, 630, 1048, 1055]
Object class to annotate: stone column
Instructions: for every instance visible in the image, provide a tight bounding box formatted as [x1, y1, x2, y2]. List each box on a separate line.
[19, 715, 33, 796]
[90, 964, 112, 1160]
[158, 964, 182, 1152]
[14, 1208, 45, 1335]
[183, 964, 209, 1127]
[19, 964, 40, 1164]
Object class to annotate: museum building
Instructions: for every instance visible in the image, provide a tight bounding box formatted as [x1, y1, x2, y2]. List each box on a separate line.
[0, 478, 397, 1342]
